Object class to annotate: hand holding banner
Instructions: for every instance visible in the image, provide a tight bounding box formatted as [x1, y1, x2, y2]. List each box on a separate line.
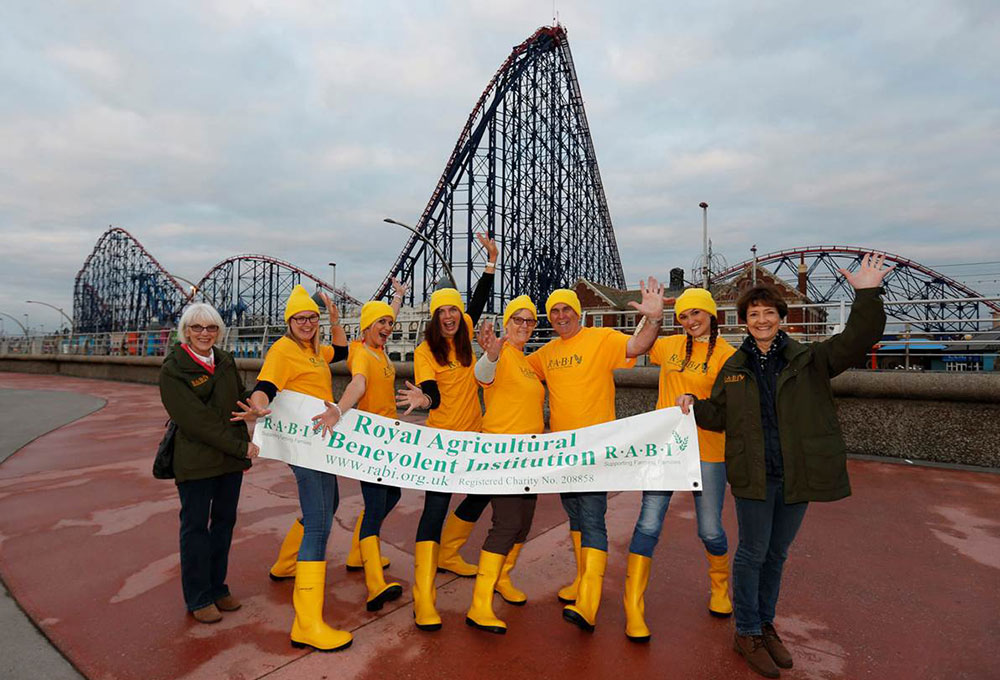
[253, 391, 703, 494]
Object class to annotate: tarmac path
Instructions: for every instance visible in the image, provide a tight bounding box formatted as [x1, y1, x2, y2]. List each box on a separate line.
[0, 372, 997, 680]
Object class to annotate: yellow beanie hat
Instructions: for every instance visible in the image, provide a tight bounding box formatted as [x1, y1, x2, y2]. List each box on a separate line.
[545, 289, 581, 318]
[360, 300, 396, 332]
[429, 288, 465, 317]
[503, 295, 538, 327]
[674, 287, 718, 318]
[284, 285, 320, 323]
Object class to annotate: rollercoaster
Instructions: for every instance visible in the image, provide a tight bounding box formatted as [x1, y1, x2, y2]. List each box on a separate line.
[69, 26, 995, 337]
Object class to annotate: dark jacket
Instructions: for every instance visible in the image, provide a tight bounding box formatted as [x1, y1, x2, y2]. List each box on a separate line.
[159, 343, 251, 483]
[693, 288, 886, 504]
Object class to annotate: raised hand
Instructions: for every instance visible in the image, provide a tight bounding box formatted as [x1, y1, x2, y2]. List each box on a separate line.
[477, 319, 506, 361]
[475, 232, 499, 265]
[311, 400, 342, 439]
[391, 276, 411, 298]
[627, 276, 665, 322]
[396, 380, 430, 416]
[230, 400, 271, 423]
[839, 252, 895, 290]
[319, 291, 340, 325]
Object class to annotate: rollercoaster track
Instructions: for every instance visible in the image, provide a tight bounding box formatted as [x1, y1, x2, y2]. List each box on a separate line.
[373, 24, 626, 310]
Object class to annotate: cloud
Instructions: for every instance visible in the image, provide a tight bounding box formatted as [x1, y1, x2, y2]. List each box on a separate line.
[1, 1, 998, 331]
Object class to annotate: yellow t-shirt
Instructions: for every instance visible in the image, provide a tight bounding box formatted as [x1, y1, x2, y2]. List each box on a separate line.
[348, 342, 397, 418]
[526, 327, 635, 432]
[649, 334, 737, 463]
[481, 343, 545, 435]
[414, 315, 482, 432]
[257, 336, 336, 401]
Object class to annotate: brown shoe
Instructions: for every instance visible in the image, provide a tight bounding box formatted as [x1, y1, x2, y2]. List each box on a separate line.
[761, 622, 793, 669]
[191, 604, 222, 624]
[734, 631, 780, 678]
[215, 594, 242, 612]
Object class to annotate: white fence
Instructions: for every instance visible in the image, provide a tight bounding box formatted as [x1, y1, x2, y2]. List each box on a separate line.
[2, 297, 998, 371]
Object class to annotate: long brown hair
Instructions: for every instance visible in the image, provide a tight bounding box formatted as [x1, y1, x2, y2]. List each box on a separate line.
[425, 310, 473, 367]
[681, 315, 719, 374]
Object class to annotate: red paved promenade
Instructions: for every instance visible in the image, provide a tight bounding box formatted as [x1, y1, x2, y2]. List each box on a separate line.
[0, 373, 996, 679]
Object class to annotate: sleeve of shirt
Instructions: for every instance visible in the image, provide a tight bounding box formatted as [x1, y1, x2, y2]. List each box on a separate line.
[603, 329, 637, 370]
[413, 344, 438, 384]
[257, 340, 292, 391]
[331, 344, 348, 363]
[648, 337, 666, 366]
[525, 347, 545, 380]
[351, 349, 373, 379]
[320, 345, 336, 364]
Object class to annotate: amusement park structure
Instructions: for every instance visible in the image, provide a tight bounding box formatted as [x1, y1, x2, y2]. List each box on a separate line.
[373, 25, 626, 312]
[72, 228, 359, 332]
[713, 246, 1000, 333]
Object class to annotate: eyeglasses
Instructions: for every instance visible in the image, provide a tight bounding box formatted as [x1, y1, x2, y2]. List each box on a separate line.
[290, 315, 320, 325]
[509, 317, 537, 328]
[189, 324, 219, 334]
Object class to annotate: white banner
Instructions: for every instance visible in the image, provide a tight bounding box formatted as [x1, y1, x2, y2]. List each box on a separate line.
[253, 391, 703, 494]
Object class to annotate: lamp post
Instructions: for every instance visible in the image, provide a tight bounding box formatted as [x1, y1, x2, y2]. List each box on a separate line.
[0, 312, 29, 336]
[168, 273, 201, 301]
[328, 262, 337, 307]
[26, 300, 74, 332]
[383, 218, 457, 289]
[699, 202, 709, 289]
[751, 244, 758, 286]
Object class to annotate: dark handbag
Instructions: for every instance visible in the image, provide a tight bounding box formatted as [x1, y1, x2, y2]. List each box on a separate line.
[153, 419, 178, 479]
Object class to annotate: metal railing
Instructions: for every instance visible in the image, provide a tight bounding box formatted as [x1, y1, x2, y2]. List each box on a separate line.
[2, 297, 998, 371]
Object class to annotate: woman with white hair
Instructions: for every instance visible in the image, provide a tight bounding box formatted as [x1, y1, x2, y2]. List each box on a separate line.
[159, 303, 259, 624]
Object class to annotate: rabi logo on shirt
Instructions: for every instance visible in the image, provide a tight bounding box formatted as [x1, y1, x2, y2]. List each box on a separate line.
[547, 354, 584, 370]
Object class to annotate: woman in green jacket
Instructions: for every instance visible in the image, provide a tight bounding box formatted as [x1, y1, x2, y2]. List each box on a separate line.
[159, 303, 258, 624]
[678, 253, 892, 678]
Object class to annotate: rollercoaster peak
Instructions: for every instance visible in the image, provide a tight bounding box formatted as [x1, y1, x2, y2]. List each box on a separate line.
[374, 22, 624, 315]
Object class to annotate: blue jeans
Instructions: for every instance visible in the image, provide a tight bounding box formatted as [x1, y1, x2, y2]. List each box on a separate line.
[629, 460, 728, 557]
[560, 492, 608, 551]
[176, 471, 243, 611]
[732, 477, 808, 636]
[360, 481, 401, 539]
[290, 464, 339, 561]
[415, 492, 491, 543]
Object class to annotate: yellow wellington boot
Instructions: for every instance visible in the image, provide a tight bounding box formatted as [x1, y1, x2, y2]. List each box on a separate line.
[494, 543, 527, 605]
[346, 513, 389, 571]
[437, 513, 478, 577]
[465, 551, 508, 634]
[413, 541, 442, 631]
[562, 548, 607, 633]
[289, 561, 353, 652]
[556, 530, 583, 603]
[269, 518, 303, 581]
[360, 536, 403, 612]
[623, 553, 652, 642]
[706, 551, 733, 617]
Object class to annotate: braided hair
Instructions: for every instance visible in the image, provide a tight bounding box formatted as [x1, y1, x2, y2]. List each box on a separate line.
[680, 315, 720, 374]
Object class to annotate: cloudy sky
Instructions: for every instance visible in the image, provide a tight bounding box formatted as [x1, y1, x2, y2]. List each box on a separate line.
[1, 0, 997, 332]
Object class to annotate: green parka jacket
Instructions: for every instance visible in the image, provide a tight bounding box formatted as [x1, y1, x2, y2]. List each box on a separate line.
[693, 287, 886, 504]
[159, 343, 251, 483]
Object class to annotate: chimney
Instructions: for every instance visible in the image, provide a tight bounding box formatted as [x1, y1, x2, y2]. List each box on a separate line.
[669, 267, 685, 290]
[797, 255, 807, 297]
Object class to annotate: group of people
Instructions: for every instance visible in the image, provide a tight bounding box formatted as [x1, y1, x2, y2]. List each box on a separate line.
[159, 237, 891, 678]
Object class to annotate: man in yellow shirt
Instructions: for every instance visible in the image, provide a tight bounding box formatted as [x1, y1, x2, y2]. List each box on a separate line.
[526, 278, 665, 632]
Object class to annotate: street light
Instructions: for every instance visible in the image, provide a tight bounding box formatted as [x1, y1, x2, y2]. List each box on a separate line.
[383, 218, 457, 289]
[699, 202, 709, 289]
[0, 312, 29, 336]
[25, 300, 75, 333]
[167, 273, 201, 301]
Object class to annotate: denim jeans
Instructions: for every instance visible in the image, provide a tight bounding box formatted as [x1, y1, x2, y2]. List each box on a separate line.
[560, 491, 608, 551]
[359, 481, 401, 539]
[416, 492, 490, 543]
[629, 460, 729, 557]
[290, 464, 339, 561]
[732, 476, 808, 636]
[176, 471, 243, 611]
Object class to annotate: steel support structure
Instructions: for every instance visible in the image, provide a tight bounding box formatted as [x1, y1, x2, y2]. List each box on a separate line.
[715, 246, 999, 333]
[73, 228, 186, 332]
[374, 25, 626, 311]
